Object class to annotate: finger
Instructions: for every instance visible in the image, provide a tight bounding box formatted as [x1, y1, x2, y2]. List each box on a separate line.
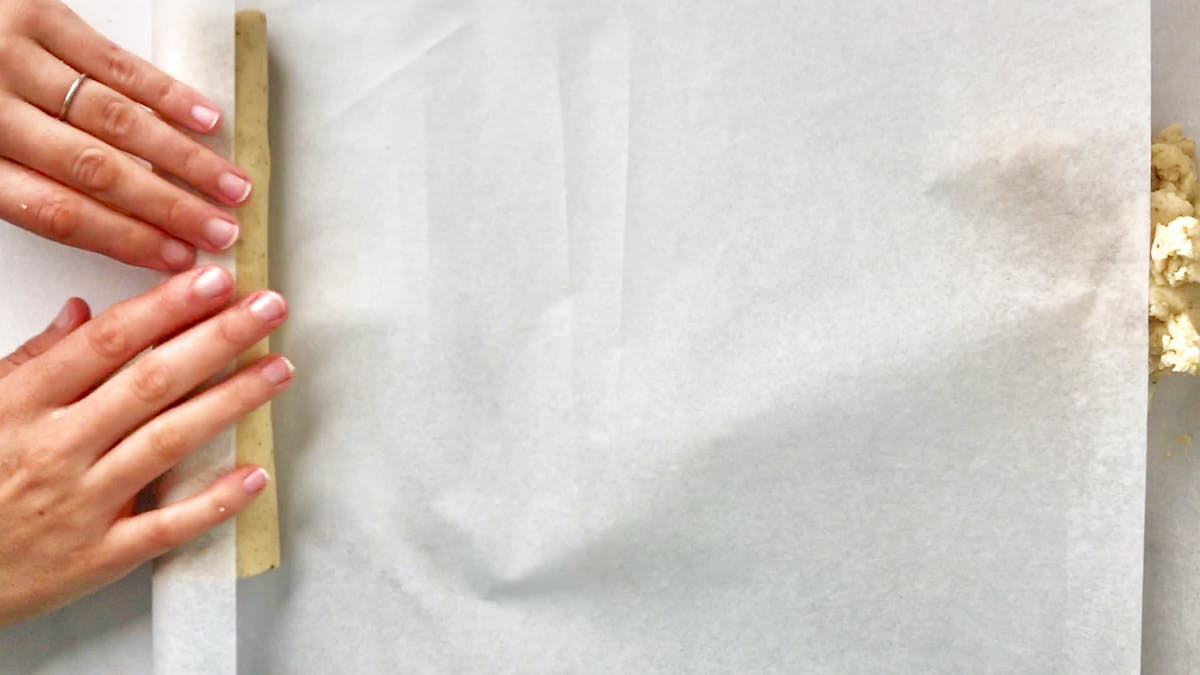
[28, 0, 223, 133]
[14, 267, 234, 405]
[0, 157, 195, 270]
[71, 290, 287, 454]
[98, 466, 269, 567]
[10, 41, 252, 205]
[0, 97, 241, 253]
[0, 297, 89, 379]
[86, 355, 293, 505]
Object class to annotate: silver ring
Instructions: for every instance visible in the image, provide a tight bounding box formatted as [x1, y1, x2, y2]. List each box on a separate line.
[58, 73, 89, 121]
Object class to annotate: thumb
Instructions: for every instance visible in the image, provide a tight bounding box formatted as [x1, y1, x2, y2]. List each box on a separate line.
[0, 298, 91, 379]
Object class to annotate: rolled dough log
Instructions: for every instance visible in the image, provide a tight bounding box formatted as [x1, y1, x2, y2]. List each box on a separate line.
[234, 9, 279, 578]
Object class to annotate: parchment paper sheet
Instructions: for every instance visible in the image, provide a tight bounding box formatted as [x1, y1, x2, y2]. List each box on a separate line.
[149, 3, 236, 675]
[2, 1, 1151, 672]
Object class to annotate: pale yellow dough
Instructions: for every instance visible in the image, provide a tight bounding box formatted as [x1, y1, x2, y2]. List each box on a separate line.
[1150, 125, 1200, 378]
[234, 9, 279, 577]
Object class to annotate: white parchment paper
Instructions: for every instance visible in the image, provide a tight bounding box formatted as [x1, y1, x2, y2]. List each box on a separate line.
[242, 1, 1150, 672]
[2, 1, 1153, 673]
[149, 3, 236, 675]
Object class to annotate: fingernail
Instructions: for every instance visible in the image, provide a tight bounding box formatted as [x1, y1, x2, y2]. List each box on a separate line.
[193, 267, 231, 298]
[50, 301, 74, 330]
[262, 356, 294, 385]
[218, 172, 252, 203]
[248, 291, 285, 322]
[160, 239, 193, 268]
[203, 217, 239, 250]
[242, 468, 269, 494]
[191, 104, 220, 131]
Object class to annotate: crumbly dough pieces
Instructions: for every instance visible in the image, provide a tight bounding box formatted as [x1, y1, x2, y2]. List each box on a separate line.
[1150, 125, 1200, 378]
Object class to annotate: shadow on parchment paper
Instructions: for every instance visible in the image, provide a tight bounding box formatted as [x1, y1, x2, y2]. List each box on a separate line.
[0, 566, 152, 672]
[1143, 375, 1200, 673]
[236, 43, 329, 673]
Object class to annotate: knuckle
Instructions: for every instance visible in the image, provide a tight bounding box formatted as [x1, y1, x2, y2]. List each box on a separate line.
[33, 194, 76, 241]
[162, 194, 189, 228]
[144, 421, 188, 465]
[217, 311, 249, 346]
[156, 78, 184, 109]
[0, 96, 17, 123]
[69, 147, 117, 192]
[160, 274, 201, 315]
[99, 98, 138, 140]
[178, 143, 204, 181]
[11, 340, 39, 365]
[145, 513, 181, 551]
[0, 455, 16, 481]
[152, 281, 178, 314]
[232, 374, 266, 409]
[32, 357, 71, 391]
[96, 221, 139, 264]
[130, 358, 172, 403]
[105, 42, 140, 91]
[85, 313, 128, 359]
[50, 417, 87, 452]
[17, 444, 64, 481]
[93, 235, 119, 262]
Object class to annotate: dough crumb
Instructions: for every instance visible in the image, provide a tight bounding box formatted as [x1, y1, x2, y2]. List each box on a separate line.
[1152, 216, 1200, 286]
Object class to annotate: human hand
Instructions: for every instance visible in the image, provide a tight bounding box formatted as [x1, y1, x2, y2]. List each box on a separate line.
[0, 267, 291, 627]
[0, 0, 252, 270]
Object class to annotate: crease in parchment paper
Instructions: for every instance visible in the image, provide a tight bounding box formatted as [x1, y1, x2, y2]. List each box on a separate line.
[558, 4, 630, 451]
[317, 17, 470, 130]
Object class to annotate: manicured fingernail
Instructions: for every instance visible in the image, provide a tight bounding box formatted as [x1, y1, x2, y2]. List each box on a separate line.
[218, 172, 251, 203]
[248, 291, 285, 322]
[161, 239, 193, 268]
[191, 104, 220, 131]
[193, 267, 231, 298]
[262, 357, 294, 385]
[203, 218, 239, 250]
[242, 468, 269, 494]
[51, 300, 74, 330]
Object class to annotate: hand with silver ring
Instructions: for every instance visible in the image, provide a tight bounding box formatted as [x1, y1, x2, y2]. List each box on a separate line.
[0, 0, 252, 270]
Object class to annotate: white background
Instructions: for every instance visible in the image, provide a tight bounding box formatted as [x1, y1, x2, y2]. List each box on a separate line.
[0, 1, 1158, 672]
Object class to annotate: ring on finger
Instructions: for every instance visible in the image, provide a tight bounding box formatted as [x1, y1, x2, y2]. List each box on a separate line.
[58, 72, 89, 121]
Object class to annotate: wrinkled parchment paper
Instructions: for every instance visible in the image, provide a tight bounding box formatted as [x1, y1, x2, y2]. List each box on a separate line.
[2, 1, 1153, 672]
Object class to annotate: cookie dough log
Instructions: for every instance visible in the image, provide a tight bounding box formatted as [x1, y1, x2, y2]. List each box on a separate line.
[234, 9, 279, 577]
